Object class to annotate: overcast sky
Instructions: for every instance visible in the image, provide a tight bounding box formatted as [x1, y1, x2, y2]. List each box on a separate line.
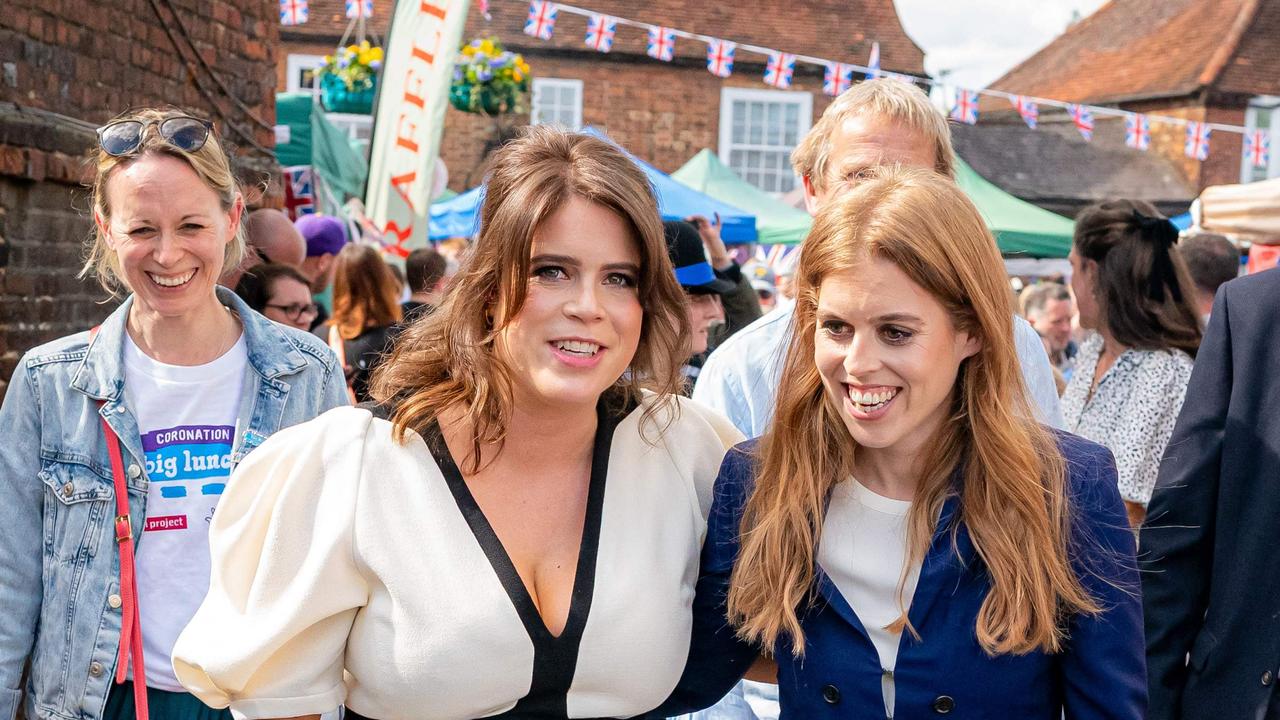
[894, 0, 1110, 89]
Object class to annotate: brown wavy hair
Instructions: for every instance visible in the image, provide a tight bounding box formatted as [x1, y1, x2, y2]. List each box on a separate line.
[330, 243, 403, 339]
[1073, 200, 1202, 358]
[369, 126, 689, 469]
[728, 168, 1100, 656]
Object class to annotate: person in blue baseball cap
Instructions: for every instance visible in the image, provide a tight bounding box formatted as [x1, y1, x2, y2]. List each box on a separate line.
[665, 219, 734, 388]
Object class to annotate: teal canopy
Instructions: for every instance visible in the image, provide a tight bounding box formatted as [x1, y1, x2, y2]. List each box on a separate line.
[954, 156, 1075, 258]
[274, 92, 369, 214]
[671, 149, 812, 245]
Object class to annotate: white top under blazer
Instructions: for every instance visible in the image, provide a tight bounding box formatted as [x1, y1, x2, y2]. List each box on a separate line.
[171, 393, 742, 720]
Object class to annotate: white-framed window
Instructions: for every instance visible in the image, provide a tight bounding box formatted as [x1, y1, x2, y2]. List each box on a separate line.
[719, 87, 813, 194]
[531, 78, 583, 130]
[326, 113, 374, 159]
[1241, 96, 1280, 183]
[286, 53, 326, 92]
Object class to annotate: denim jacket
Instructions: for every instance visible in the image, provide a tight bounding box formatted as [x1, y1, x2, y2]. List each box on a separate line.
[0, 287, 350, 720]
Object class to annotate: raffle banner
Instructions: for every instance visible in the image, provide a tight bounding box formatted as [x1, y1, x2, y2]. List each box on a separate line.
[366, 0, 471, 256]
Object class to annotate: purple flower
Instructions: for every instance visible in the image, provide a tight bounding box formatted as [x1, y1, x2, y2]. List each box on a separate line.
[476, 66, 493, 82]
[369, 59, 382, 70]
[453, 66, 463, 82]
[489, 57, 505, 69]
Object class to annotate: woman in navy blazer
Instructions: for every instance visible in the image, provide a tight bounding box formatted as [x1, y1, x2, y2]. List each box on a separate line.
[660, 171, 1145, 719]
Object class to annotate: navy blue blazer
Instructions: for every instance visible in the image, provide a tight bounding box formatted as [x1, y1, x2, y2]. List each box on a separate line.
[659, 432, 1146, 719]
[1142, 268, 1280, 720]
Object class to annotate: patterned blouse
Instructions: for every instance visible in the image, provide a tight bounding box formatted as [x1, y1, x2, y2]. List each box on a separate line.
[1061, 333, 1194, 506]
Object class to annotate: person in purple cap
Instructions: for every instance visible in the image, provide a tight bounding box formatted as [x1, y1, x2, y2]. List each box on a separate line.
[295, 214, 348, 329]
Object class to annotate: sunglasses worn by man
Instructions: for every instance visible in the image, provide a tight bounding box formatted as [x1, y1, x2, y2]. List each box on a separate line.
[96, 115, 213, 157]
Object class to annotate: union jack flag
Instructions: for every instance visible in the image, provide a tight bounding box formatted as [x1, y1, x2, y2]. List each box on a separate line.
[756, 244, 799, 271]
[950, 89, 979, 125]
[1185, 121, 1211, 161]
[344, 0, 372, 18]
[823, 62, 854, 97]
[279, 0, 308, 25]
[584, 14, 616, 53]
[1012, 96, 1038, 129]
[1125, 114, 1150, 151]
[764, 52, 796, 89]
[706, 39, 735, 79]
[523, 1, 557, 40]
[1069, 104, 1094, 141]
[646, 26, 675, 61]
[865, 41, 880, 79]
[1245, 130, 1271, 168]
[283, 166, 315, 221]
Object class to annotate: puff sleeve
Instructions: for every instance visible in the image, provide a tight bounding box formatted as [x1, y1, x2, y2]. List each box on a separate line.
[172, 407, 375, 719]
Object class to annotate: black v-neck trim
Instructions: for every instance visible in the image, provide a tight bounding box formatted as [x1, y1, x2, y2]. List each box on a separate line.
[423, 394, 633, 718]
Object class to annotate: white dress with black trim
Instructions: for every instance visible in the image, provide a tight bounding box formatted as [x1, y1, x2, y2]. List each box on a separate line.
[171, 393, 743, 720]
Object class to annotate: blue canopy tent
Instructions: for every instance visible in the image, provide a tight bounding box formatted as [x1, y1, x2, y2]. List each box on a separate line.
[428, 127, 757, 242]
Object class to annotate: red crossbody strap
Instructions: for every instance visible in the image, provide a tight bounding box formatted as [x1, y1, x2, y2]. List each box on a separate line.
[90, 326, 149, 720]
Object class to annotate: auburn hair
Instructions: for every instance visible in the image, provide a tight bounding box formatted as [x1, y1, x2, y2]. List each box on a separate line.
[369, 126, 689, 469]
[728, 167, 1100, 656]
[330, 243, 403, 340]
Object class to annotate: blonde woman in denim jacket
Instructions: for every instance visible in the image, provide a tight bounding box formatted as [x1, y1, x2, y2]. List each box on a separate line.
[0, 109, 348, 720]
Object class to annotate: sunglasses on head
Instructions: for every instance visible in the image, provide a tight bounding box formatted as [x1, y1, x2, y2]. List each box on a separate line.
[96, 116, 214, 157]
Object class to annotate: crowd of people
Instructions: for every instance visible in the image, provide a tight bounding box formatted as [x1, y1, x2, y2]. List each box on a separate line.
[0, 77, 1274, 720]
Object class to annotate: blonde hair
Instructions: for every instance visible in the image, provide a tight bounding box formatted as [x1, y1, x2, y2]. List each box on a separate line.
[370, 126, 689, 470]
[331, 243, 404, 339]
[792, 79, 956, 196]
[82, 108, 246, 295]
[728, 167, 1100, 656]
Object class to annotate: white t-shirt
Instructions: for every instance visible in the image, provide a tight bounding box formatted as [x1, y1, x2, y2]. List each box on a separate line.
[123, 332, 247, 692]
[817, 478, 920, 720]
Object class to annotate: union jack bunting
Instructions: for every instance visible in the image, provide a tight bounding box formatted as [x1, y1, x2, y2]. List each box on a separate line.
[646, 26, 676, 61]
[823, 62, 854, 97]
[283, 167, 315, 220]
[279, 0, 308, 25]
[755, 243, 798, 271]
[1012, 96, 1038, 129]
[865, 41, 881, 79]
[1245, 130, 1271, 168]
[1185, 121, 1211, 161]
[1069, 104, 1094, 141]
[524, 1, 557, 40]
[1125, 114, 1151, 151]
[706, 39, 735, 79]
[344, 0, 372, 18]
[584, 14, 616, 53]
[950, 89, 979, 125]
[764, 52, 796, 89]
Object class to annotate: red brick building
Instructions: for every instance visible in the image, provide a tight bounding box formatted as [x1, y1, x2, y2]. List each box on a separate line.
[0, 1, 279, 390]
[278, 0, 925, 192]
[988, 0, 1280, 193]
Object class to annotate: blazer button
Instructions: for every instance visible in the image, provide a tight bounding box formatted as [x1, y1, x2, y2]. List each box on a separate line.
[1263, 670, 1274, 687]
[107, 594, 122, 609]
[61, 482, 74, 498]
[89, 661, 103, 677]
[127, 464, 142, 479]
[821, 684, 841, 705]
[932, 695, 955, 714]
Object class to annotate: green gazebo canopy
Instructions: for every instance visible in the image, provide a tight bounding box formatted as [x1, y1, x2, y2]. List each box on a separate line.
[954, 156, 1075, 258]
[671, 149, 1074, 258]
[671, 149, 812, 245]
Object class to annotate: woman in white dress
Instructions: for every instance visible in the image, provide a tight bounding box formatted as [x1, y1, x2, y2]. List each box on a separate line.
[171, 126, 742, 719]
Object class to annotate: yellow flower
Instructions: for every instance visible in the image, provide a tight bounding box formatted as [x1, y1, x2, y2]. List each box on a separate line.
[358, 50, 371, 65]
[360, 40, 371, 50]
[462, 45, 476, 56]
[370, 47, 383, 61]
[347, 44, 359, 53]
[513, 70, 523, 82]
[323, 55, 332, 64]
[480, 38, 495, 54]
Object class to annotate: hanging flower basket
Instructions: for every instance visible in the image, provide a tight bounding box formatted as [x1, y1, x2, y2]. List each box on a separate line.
[449, 37, 530, 116]
[316, 41, 383, 115]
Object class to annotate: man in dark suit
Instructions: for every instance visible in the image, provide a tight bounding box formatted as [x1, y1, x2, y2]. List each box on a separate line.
[1142, 267, 1280, 720]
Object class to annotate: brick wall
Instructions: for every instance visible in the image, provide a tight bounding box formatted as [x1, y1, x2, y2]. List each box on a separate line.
[0, 0, 280, 391]
[279, 0, 923, 190]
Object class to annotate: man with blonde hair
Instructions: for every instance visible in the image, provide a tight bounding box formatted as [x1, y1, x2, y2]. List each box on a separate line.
[693, 79, 1061, 438]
